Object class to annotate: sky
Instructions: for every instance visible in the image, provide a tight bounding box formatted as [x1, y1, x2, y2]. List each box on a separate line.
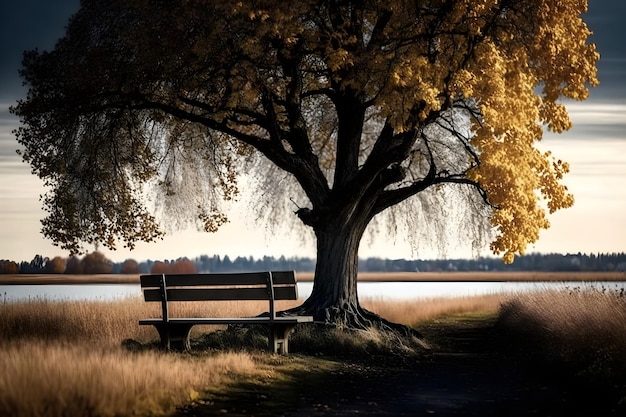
[0, 1, 625, 264]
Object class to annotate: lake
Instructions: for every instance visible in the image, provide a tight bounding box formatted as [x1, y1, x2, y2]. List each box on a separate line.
[1, 280, 625, 303]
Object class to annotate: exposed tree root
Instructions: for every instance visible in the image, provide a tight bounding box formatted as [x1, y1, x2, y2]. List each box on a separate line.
[283, 302, 423, 339]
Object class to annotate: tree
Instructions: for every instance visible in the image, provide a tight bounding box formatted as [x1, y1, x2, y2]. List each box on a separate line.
[170, 258, 197, 274]
[0, 260, 19, 274]
[18, 255, 49, 274]
[120, 258, 140, 274]
[12, 1, 597, 327]
[65, 255, 84, 274]
[150, 261, 170, 275]
[44, 256, 66, 273]
[81, 251, 113, 274]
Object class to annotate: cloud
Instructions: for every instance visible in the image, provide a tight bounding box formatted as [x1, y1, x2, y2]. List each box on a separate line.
[544, 102, 626, 143]
[0, 0, 80, 100]
[0, 102, 20, 160]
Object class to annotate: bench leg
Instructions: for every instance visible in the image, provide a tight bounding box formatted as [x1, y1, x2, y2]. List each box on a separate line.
[269, 324, 297, 354]
[152, 323, 194, 351]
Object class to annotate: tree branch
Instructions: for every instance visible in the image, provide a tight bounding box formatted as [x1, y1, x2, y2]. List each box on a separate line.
[131, 95, 331, 207]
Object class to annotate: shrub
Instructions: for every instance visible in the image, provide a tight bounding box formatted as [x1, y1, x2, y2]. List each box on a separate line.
[82, 251, 114, 274]
[120, 258, 140, 274]
[170, 259, 197, 274]
[0, 260, 19, 274]
[65, 256, 84, 274]
[44, 256, 66, 273]
[151, 261, 170, 274]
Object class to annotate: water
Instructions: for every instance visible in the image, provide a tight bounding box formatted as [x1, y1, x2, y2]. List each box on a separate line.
[0, 284, 140, 303]
[1, 281, 624, 303]
[298, 281, 626, 300]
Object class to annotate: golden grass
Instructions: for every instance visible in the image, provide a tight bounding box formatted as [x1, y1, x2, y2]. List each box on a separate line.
[0, 341, 255, 417]
[3, 287, 626, 416]
[0, 298, 270, 417]
[0, 274, 141, 284]
[498, 288, 626, 380]
[362, 293, 508, 326]
[0, 293, 505, 416]
[0, 297, 302, 346]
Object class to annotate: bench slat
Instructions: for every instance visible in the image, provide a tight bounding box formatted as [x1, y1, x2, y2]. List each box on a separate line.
[141, 271, 297, 287]
[270, 271, 297, 285]
[139, 316, 314, 325]
[141, 272, 273, 288]
[143, 285, 298, 302]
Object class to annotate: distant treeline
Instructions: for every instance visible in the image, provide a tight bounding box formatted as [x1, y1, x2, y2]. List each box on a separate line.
[361, 252, 626, 273]
[2, 252, 626, 274]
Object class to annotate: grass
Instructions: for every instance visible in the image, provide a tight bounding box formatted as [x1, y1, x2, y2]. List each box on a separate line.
[2, 286, 626, 416]
[0, 341, 255, 417]
[0, 298, 267, 417]
[0, 293, 507, 416]
[498, 286, 626, 386]
[362, 293, 506, 326]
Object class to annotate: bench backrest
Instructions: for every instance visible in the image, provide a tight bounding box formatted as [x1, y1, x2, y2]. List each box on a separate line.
[140, 271, 299, 320]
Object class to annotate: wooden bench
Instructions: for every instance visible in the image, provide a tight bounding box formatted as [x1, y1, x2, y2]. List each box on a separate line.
[139, 271, 313, 354]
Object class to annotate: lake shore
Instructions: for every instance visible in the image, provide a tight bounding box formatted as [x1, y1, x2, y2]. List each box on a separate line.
[0, 270, 624, 285]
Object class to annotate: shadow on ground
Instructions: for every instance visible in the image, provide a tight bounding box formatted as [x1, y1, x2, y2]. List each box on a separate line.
[176, 316, 626, 416]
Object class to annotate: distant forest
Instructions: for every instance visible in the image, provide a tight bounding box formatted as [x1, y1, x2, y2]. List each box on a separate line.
[2, 252, 626, 274]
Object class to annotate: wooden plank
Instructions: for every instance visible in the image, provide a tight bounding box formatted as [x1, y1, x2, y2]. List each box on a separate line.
[139, 316, 314, 325]
[140, 271, 297, 288]
[140, 272, 270, 288]
[165, 287, 272, 301]
[144, 284, 298, 302]
[140, 274, 163, 288]
[273, 286, 298, 300]
[143, 288, 164, 302]
[159, 274, 169, 322]
[271, 271, 297, 285]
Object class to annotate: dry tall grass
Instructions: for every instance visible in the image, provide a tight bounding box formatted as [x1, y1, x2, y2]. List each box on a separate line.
[0, 292, 506, 416]
[282, 294, 508, 357]
[0, 298, 265, 417]
[362, 293, 507, 326]
[4, 289, 598, 416]
[498, 287, 626, 382]
[0, 341, 255, 417]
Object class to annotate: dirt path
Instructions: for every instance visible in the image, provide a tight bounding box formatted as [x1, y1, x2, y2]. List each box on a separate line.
[178, 316, 624, 416]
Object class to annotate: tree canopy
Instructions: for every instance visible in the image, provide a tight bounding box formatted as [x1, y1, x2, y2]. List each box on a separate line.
[12, 0, 598, 323]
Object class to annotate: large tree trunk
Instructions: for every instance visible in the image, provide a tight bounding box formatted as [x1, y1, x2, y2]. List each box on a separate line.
[290, 216, 421, 337]
[299, 224, 363, 324]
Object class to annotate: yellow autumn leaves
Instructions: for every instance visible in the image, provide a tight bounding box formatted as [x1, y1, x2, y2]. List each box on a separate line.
[25, 0, 596, 261]
[461, 0, 598, 262]
[227, 0, 598, 262]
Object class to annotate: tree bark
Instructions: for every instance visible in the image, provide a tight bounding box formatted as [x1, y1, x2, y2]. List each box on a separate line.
[298, 223, 364, 324]
[289, 213, 421, 337]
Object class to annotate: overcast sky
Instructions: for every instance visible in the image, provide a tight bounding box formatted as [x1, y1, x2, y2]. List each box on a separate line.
[0, 2, 624, 263]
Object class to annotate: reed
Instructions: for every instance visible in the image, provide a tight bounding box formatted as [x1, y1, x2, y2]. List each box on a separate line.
[498, 287, 626, 381]
[0, 341, 256, 417]
[362, 293, 507, 326]
[0, 297, 301, 346]
[0, 298, 267, 417]
[0, 293, 524, 416]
